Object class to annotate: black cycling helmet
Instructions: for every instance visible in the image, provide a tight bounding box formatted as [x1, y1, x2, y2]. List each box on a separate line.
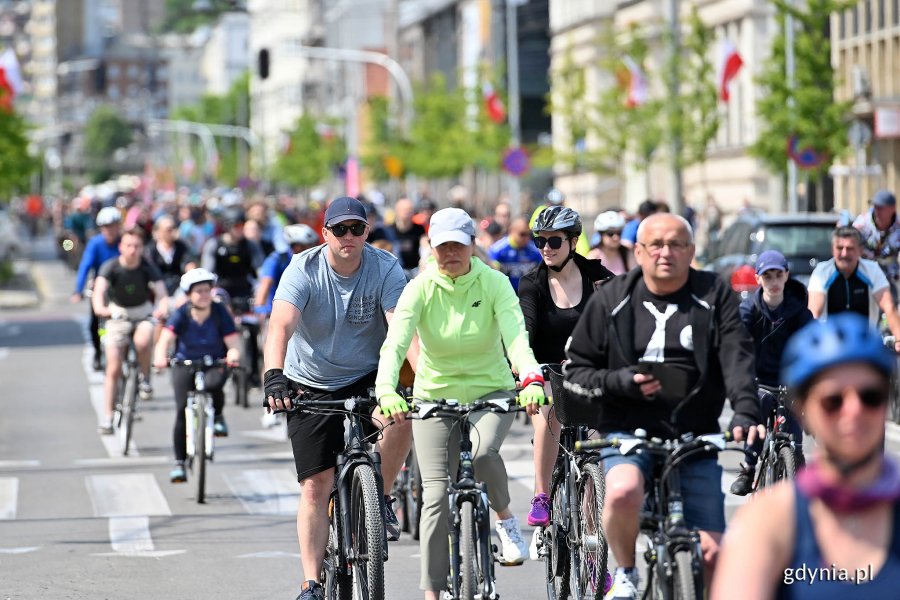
[222, 207, 246, 227]
[532, 206, 583, 238]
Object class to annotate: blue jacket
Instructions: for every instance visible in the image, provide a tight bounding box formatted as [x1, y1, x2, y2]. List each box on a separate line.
[74, 234, 119, 294]
[739, 278, 814, 387]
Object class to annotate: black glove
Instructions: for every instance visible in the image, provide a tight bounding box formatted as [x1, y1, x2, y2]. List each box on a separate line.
[603, 367, 647, 401]
[728, 412, 759, 437]
[263, 368, 291, 407]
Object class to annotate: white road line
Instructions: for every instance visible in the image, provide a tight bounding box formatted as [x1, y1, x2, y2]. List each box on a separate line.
[0, 460, 40, 470]
[76, 456, 170, 467]
[237, 551, 301, 559]
[0, 547, 40, 554]
[240, 429, 289, 443]
[83, 348, 139, 457]
[0, 478, 18, 519]
[223, 469, 299, 515]
[0, 347, 9, 361]
[85, 474, 171, 517]
[109, 516, 155, 553]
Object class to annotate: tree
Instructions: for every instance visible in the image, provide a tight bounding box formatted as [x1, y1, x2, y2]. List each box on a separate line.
[0, 109, 37, 199]
[752, 0, 854, 180]
[271, 114, 346, 189]
[362, 95, 406, 181]
[84, 105, 133, 183]
[162, 0, 240, 34]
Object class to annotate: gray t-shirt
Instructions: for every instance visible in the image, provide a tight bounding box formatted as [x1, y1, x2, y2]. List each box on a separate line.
[274, 243, 406, 390]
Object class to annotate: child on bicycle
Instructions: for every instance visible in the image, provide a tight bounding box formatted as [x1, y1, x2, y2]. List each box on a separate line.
[731, 250, 813, 495]
[153, 268, 241, 483]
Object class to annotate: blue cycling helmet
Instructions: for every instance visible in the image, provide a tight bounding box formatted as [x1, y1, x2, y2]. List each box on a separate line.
[782, 313, 894, 389]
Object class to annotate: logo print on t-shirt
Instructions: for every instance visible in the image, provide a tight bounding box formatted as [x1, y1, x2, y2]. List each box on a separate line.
[679, 325, 693, 351]
[347, 295, 377, 325]
[641, 302, 677, 362]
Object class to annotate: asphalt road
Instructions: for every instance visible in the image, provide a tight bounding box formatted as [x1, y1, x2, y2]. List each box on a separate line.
[3, 235, 900, 600]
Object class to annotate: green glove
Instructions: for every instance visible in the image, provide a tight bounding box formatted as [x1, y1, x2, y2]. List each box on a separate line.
[518, 384, 547, 408]
[379, 392, 410, 417]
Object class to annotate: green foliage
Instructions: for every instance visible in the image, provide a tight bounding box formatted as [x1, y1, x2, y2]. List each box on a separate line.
[751, 0, 854, 177]
[271, 114, 346, 189]
[84, 105, 133, 183]
[0, 109, 38, 197]
[362, 95, 405, 181]
[161, 0, 238, 34]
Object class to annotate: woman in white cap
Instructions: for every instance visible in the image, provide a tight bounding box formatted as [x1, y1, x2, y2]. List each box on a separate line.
[588, 210, 635, 275]
[375, 207, 547, 599]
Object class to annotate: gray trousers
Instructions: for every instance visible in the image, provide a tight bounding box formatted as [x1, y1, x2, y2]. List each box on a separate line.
[412, 390, 516, 591]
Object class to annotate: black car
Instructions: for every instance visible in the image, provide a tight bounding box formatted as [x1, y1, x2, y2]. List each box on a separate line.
[703, 212, 837, 296]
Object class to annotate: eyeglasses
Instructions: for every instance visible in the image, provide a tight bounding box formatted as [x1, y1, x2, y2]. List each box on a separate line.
[603, 230, 622, 237]
[638, 240, 692, 254]
[533, 236, 567, 250]
[327, 222, 367, 237]
[817, 386, 889, 415]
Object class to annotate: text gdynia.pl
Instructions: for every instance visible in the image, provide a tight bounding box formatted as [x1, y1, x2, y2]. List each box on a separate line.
[783, 564, 874, 585]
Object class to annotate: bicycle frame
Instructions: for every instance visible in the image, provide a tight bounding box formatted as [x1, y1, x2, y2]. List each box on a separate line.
[755, 384, 798, 489]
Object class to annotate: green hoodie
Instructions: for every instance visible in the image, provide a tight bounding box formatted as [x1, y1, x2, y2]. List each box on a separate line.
[376, 257, 539, 404]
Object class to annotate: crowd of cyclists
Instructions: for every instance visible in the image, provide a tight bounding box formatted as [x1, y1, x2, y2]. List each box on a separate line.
[56, 180, 900, 600]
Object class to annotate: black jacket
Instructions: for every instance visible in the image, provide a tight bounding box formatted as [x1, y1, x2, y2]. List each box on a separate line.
[739, 278, 813, 387]
[518, 253, 614, 364]
[564, 268, 760, 438]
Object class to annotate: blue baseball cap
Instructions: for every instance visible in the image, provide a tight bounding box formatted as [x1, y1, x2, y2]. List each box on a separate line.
[873, 189, 896, 207]
[755, 250, 789, 274]
[324, 196, 368, 226]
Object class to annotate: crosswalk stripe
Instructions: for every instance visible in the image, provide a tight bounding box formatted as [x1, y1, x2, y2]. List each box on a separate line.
[223, 469, 298, 515]
[109, 516, 154, 552]
[0, 460, 39, 470]
[85, 473, 171, 517]
[0, 477, 17, 519]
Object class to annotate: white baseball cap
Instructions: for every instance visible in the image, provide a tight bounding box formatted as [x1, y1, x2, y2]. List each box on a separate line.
[429, 208, 475, 246]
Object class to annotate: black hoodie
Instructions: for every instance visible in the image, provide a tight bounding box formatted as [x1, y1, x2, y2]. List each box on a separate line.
[739, 277, 813, 387]
[564, 268, 760, 438]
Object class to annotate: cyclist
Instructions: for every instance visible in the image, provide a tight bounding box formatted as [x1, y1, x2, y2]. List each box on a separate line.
[711, 313, 900, 599]
[808, 226, 900, 353]
[528, 188, 591, 255]
[386, 196, 426, 277]
[92, 228, 169, 434]
[146, 216, 196, 298]
[153, 268, 241, 482]
[71, 206, 122, 371]
[853, 189, 900, 293]
[517, 207, 612, 543]
[564, 212, 763, 598]
[375, 207, 543, 599]
[253, 224, 320, 320]
[262, 196, 414, 600]
[587, 210, 635, 275]
[487, 216, 542, 291]
[730, 250, 813, 496]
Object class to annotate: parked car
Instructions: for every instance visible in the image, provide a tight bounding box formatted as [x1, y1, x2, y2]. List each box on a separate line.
[703, 212, 838, 297]
[0, 210, 23, 261]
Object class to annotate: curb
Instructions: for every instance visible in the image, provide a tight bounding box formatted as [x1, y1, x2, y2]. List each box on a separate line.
[0, 260, 40, 309]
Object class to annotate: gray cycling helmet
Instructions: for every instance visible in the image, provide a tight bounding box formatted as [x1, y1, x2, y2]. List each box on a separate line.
[532, 206, 583, 238]
[283, 224, 319, 246]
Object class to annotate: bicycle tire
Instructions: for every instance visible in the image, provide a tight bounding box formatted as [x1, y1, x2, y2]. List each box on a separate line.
[350, 464, 385, 600]
[459, 500, 479, 600]
[120, 366, 138, 456]
[574, 462, 607, 600]
[323, 494, 352, 600]
[672, 547, 701, 600]
[235, 367, 248, 408]
[774, 445, 797, 484]
[545, 466, 570, 600]
[409, 450, 422, 541]
[754, 444, 773, 491]
[195, 398, 207, 504]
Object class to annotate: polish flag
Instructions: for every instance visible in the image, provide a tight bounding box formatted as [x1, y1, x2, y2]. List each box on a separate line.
[621, 55, 648, 108]
[0, 48, 23, 111]
[718, 40, 744, 102]
[483, 82, 506, 124]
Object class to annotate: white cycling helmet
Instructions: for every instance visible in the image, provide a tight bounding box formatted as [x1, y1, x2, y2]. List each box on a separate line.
[96, 206, 122, 227]
[594, 211, 626, 232]
[283, 224, 319, 246]
[180, 268, 218, 293]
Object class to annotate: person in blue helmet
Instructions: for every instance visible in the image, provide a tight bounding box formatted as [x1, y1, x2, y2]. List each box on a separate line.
[712, 313, 900, 599]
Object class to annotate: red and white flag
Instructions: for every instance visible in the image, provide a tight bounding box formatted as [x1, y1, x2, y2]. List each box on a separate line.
[483, 82, 506, 124]
[622, 55, 648, 108]
[0, 48, 23, 111]
[718, 40, 744, 102]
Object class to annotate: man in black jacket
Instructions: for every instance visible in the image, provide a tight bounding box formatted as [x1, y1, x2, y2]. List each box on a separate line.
[564, 213, 763, 598]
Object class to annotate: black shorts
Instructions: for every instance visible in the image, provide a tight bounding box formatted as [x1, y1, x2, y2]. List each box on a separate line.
[286, 371, 378, 482]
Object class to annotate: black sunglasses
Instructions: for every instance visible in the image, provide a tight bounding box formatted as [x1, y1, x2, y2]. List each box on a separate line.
[533, 235, 567, 250]
[818, 386, 888, 415]
[327, 222, 367, 237]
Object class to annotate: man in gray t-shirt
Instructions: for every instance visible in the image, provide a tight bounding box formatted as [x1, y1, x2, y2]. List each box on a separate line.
[263, 197, 415, 598]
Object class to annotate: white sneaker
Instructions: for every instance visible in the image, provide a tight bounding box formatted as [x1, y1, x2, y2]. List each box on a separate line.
[138, 378, 153, 401]
[260, 411, 280, 429]
[604, 568, 640, 600]
[529, 528, 541, 561]
[495, 516, 528, 565]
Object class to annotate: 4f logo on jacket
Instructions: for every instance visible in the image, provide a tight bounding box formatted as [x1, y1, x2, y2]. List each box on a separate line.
[471, 300, 482, 307]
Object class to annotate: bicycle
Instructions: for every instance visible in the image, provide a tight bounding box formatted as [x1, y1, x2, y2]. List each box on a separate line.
[390, 447, 422, 540]
[884, 335, 900, 423]
[171, 357, 229, 504]
[230, 296, 259, 409]
[536, 364, 610, 600]
[753, 383, 801, 492]
[109, 315, 150, 456]
[410, 396, 525, 600]
[271, 391, 387, 600]
[575, 430, 750, 600]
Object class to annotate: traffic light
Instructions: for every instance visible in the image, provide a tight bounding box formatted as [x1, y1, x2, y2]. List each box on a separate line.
[94, 61, 107, 93]
[258, 48, 269, 80]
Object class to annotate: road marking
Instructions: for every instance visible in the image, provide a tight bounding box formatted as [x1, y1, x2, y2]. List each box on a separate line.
[223, 469, 298, 515]
[237, 551, 301, 559]
[0, 547, 40, 554]
[0, 347, 9, 361]
[109, 516, 155, 552]
[0, 478, 17, 519]
[83, 349, 140, 457]
[85, 474, 171, 517]
[241, 429, 289, 443]
[76, 456, 169, 468]
[0, 460, 39, 470]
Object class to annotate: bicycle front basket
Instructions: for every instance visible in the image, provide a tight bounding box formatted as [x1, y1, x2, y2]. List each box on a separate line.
[547, 365, 600, 427]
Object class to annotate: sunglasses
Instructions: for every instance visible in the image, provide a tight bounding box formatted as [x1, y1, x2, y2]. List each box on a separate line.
[603, 230, 622, 237]
[817, 386, 889, 415]
[533, 235, 568, 250]
[327, 222, 367, 237]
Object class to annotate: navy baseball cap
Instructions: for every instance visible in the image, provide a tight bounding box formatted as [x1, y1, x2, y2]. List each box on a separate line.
[755, 250, 789, 274]
[873, 189, 896, 207]
[324, 196, 368, 226]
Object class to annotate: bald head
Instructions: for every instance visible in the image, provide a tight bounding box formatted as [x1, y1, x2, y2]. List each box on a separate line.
[636, 212, 694, 245]
[634, 212, 695, 294]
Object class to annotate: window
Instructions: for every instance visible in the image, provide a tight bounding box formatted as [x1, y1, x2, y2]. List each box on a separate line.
[840, 11, 846, 38]
[108, 64, 119, 78]
[879, 0, 886, 28]
[865, 0, 872, 32]
[756, 224, 835, 257]
[895, 0, 899, 25]
[853, 4, 859, 34]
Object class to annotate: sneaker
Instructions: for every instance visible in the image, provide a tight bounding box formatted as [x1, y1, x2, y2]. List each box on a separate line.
[260, 410, 280, 429]
[529, 527, 541, 561]
[296, 581, 325, 600]
[170, 462, 187, 483]
[527, 493, 551, 526]
[97, 421, 114, 435]
[92, 354, 103, 371]
[730, 465, 755, 496]
[383, 495, 401, 542]
[495, 515, 528, 565]
[138, 378, 153, 401]
[604, 568, 640, 600]
[214, 415, 229, 437]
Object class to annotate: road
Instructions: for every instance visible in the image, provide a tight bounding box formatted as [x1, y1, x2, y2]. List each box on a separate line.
[3, 235, 900, 599]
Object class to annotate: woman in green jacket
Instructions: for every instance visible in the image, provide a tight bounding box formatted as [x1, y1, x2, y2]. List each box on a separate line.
[375, 207, 547, 598]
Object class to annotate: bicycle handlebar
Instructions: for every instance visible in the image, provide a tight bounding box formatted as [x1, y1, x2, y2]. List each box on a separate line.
[262, 390, 379, 414]
[574, 430, 734, 454]
[410, 397, 525, 420]
[170, 357, 230, 368]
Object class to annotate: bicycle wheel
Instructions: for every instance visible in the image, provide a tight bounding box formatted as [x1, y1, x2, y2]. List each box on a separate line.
[323, 494, 353, 600]
[773, 445, 797, 483]
[754, 444, 773, 491]
[234, 367, 248, 408]
[195, 397, 207, 504]
[544, 466, 570, 600]
[120, 366, 138, 456]
[672, 547, 701, 600]
[408, 450, 422, 541]
[459, 500, 480, 600]
[350, 464, 384, 600]
[573, 462, 607, 600]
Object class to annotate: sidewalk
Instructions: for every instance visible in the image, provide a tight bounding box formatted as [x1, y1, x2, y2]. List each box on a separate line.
[0, 232, 63, 310]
